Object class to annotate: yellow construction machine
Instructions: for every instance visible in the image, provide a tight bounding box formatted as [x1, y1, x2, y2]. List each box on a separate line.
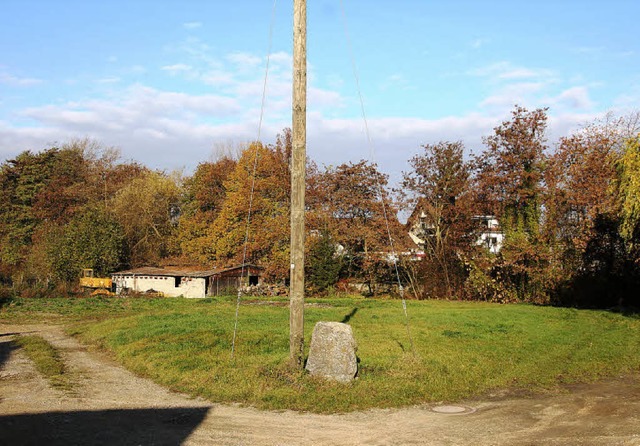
[79, 268, 114, 296]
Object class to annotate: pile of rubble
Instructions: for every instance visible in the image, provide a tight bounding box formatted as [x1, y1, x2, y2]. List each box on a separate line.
[240, 283, 288, 297]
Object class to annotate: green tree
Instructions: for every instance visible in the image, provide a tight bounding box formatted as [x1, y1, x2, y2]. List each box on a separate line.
[110, 171, 181, 266]
[47, 206, 127, 282]
[618, 135, 640, 258]
[306, 231, 342, 293]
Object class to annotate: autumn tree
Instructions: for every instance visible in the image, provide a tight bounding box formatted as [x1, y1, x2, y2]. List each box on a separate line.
[0, 140, 148, 287]
[473, 106, 549, 302]
[177, 156, 237, 264]
[210, 140, 291, 280]
[540, 113, 640, 307]
[401, 141, 474, 298]
[544, 127, 619, 274]
[310, 160, 403, 294]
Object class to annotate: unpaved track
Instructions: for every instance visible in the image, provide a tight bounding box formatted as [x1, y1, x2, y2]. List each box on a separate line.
[1, 324, 639, 445]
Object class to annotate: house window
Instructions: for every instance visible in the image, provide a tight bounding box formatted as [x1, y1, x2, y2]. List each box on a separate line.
[175, 276, 182, 287]
[249, 275, 259, 286]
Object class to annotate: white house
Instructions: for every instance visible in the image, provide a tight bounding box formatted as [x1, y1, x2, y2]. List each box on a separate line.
[407, 211, 504, 254]
[112, 264, 263, 298]
[474, 215, 504, 254]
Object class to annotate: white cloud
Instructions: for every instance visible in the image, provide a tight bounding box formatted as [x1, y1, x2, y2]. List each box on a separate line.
[379, 73, 413, 91]
[309, 86, 344, 109]
[0, 84, 257, 171]
[552, 86, 594, 110]
[613, 85, 640, 110]
[470, 61, 554, 81]
[183, 21, 202, 29]
[97, 77, 121, 84]
[161, 63, 193, 74]
[480, 82, 547, 109]
[574, 46, 604, 54]
[0, 72, 43, 86]
[19, 85, 242, 137]
[471, 38, 490, 49]
[226, 52, 263, 70]
[201, 71, 235, 86]
[0, 86, 610, 186]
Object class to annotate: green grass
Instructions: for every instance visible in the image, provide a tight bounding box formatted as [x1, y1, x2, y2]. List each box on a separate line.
[4, 296, 640, 412]
[16, 335, 73, 391]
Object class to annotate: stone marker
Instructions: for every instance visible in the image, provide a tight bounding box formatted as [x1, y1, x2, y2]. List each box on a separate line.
[305, 321, 357, 383]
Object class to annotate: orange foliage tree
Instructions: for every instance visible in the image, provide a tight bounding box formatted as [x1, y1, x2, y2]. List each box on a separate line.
[209, 140, 291, 280]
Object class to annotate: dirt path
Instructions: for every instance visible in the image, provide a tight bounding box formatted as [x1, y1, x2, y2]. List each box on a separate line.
[1, 323, 639, 445]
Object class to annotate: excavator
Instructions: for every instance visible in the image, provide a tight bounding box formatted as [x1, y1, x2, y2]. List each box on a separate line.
[79, 268, 114, 296]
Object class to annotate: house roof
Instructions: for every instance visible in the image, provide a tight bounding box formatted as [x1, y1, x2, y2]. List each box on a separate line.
[112, 264, 263, 278]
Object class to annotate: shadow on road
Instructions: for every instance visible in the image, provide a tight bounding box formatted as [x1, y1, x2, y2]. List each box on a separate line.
[0, 336, 19, 370]
[0, 407, 210, 446]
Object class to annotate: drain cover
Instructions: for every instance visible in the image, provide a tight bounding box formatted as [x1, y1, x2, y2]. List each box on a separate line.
[431, 405, 475, 414]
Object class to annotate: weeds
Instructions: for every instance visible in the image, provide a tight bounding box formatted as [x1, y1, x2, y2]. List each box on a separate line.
[16, 335, 74, 392]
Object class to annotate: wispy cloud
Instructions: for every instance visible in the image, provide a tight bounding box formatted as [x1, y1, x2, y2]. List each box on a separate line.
[469, 61, 555, 81]
[0, 71, 43, 86]
[227, 53, 262, 68]
[616, 50, 635, 58]
[161, 63, 193, 74]
[551, 86, 594, 110]
[97, 77, 121, 84]
[129, 65, 146, 74]
[470, 38, 490, 49]
[21, 85, 242, 131]
[574, 46, 605, 54]
[379, 73, 413, 91]
[183, 21, 202, 30]
[573, 46, 634, 59]
[480, 82, 548, 109]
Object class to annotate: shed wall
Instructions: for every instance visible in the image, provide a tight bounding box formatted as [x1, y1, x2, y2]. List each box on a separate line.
[113, 275, 207, 298]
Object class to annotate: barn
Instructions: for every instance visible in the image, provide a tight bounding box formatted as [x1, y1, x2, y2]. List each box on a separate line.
[111, 264, 263, 298]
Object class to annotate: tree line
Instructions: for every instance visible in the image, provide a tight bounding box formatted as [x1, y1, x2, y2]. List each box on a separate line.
[1, 106, 639, 307]
[402, 106, 640, 308]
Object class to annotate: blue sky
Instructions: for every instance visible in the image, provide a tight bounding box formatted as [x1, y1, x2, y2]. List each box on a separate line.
[1, 0, 639, 184]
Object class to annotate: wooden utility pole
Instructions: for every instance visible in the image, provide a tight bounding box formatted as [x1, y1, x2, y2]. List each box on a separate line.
[290, 0, 306, 368]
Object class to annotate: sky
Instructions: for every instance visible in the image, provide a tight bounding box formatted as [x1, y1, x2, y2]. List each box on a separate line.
[1, 0, 639, 185]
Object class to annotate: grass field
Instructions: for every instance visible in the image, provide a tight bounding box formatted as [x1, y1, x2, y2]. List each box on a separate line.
[2, 295, 640, 412]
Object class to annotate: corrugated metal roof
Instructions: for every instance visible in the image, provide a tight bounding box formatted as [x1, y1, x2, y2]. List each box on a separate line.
[112, 264, 263, 278]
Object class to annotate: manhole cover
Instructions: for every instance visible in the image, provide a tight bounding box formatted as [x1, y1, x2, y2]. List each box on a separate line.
[431, 405, 475, 414]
